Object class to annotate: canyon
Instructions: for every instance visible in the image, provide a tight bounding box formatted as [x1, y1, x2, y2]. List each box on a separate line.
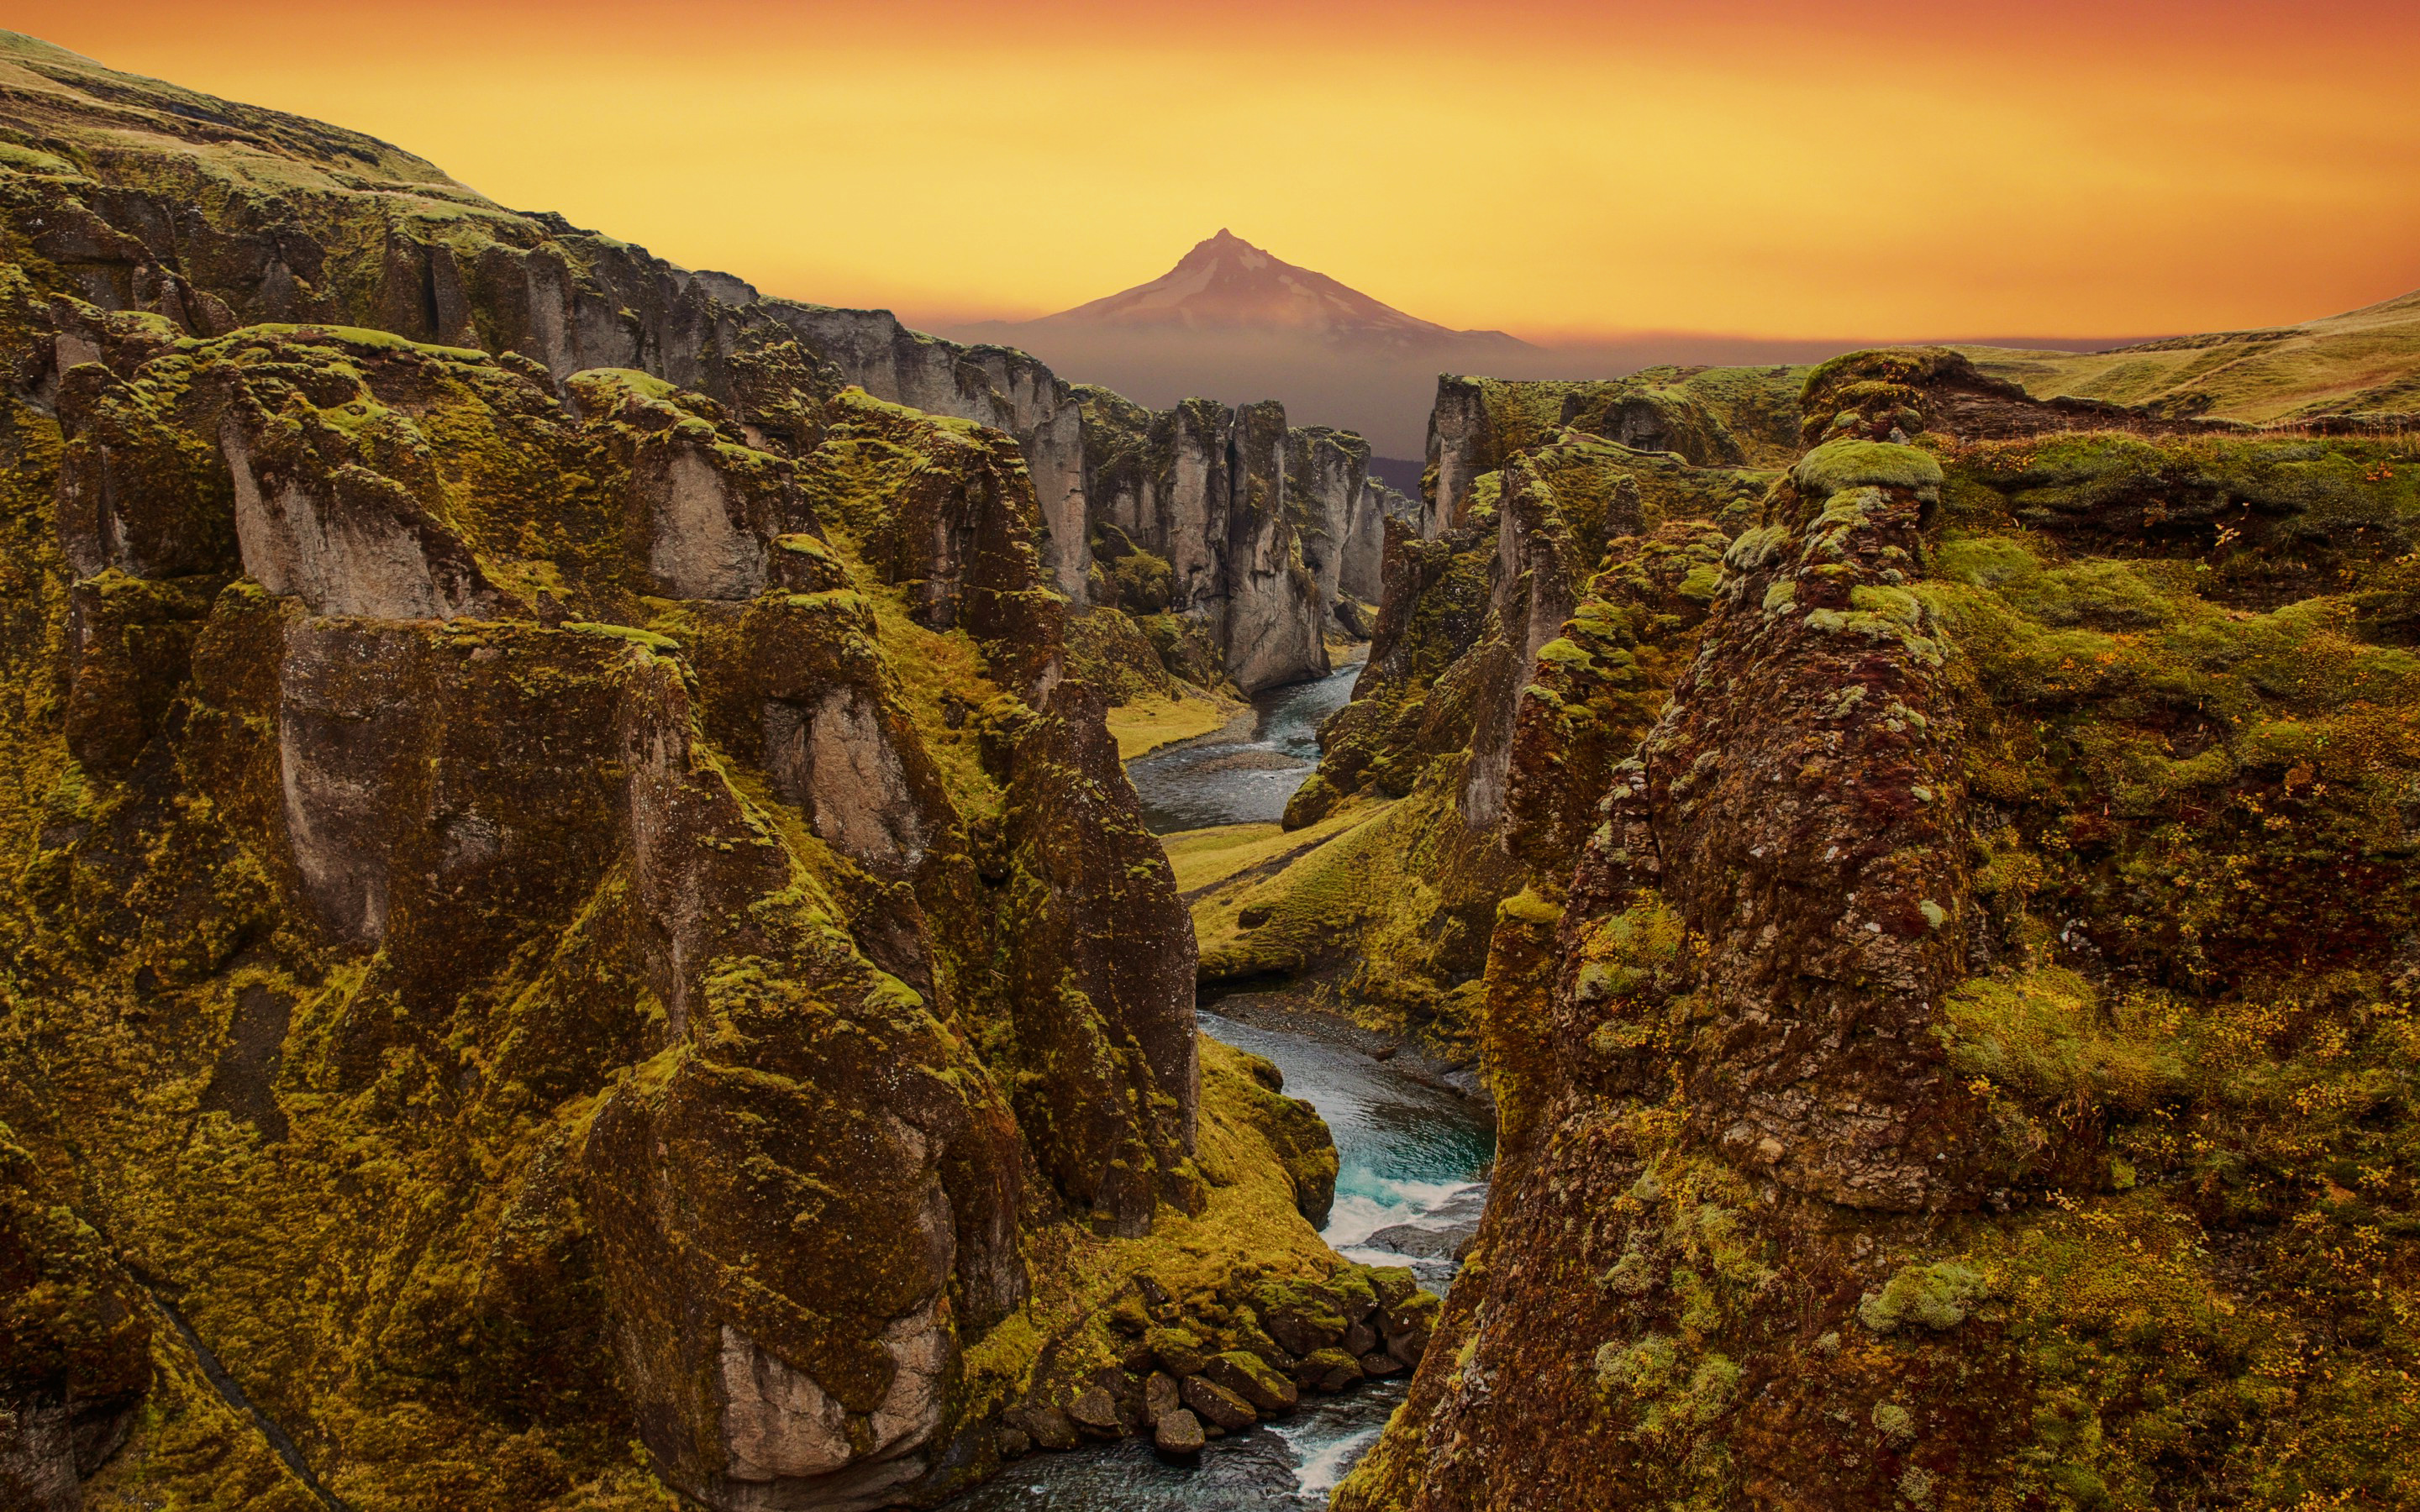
[8, 23, 2420, 1512]
[0, 30, 1423, 1512]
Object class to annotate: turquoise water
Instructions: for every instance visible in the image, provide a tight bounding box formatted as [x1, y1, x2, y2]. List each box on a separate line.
[946, 649, 1491, 1510]
[944, 1013, 1493, 1511]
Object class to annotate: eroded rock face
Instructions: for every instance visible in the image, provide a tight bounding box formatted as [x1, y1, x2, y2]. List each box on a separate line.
[1079, 390, 1334, 693]
[1286, 425, 1380, 613]
[1339, 367, 2420, 1511]
[643, 448, 766, 599]
[1000, 681, 1202, 1231]
[1225, 402, 1328, 693]
[762, 306, 1094, 603]
[1245, 417, 1764, 1028]
[764, 688, 926, 874]
[222, 420, 508, 619]
[0, 309, 1208, 1510]
[0, 1127, 150, 1512]
[1423, 367, 1802, 537]
[1339, 478, 1415, 606]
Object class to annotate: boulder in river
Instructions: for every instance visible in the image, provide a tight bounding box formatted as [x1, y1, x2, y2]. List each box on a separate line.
[1202, 1350, 1298, 1415]
[1142, 1371, 1181, 1427]
[1180, 1375, 1258, 1432]
[1362, 1222, 1469, 1259]
[1153, 1408, 1207, 1457]
[1023, 1404, 1081, 1452]
[1148, 1324, 1209, 1378]
[1254, 1278, 1349, 1356]
[1299, 1347, 1366, 1394]
[1067, 1386, 1123, 1438]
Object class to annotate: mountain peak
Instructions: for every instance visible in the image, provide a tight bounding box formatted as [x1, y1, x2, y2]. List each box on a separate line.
[1029, 233, 1528, 352]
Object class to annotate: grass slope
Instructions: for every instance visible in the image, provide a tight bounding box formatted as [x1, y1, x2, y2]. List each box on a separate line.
[1956, 288, 2420, 426]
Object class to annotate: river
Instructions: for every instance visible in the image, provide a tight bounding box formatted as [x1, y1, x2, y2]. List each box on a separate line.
[1125, 656, 1366, 835]
[946, 657, 1496, 1512]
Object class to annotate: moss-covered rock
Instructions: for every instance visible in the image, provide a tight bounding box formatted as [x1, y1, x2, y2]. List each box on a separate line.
[0, 312, 1334, 1512]
[1342, 364, 2420, 1510]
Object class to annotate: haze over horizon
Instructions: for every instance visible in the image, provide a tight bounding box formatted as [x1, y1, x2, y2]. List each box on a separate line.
[18, 0, 2420, 351]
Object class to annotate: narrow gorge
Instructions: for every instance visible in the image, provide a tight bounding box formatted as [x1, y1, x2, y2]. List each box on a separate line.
[7, 23, 2420, 1512]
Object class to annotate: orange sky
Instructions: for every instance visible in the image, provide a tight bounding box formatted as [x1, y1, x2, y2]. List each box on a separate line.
[19, 1, 2420, 341]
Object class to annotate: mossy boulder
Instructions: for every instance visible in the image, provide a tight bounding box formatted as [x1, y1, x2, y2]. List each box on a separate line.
[1791, 438, 1944, 501]
[1199, 1351, 1297, 1415]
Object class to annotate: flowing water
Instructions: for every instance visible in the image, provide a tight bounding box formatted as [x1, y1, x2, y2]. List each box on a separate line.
[947, 658, 1496, 1511]
[1127, 655, 1367, 835]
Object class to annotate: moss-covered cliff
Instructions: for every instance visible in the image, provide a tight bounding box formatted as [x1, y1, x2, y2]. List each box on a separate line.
[1336, 352, 2420, 1510]
[1182, 372, 1790, 1054]
[0, 25, 1373, 696]
[0, 33, 1388, 1512]
[1074, 386, 1391, 698]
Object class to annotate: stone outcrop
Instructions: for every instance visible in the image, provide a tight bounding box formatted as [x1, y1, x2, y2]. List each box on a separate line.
[0, 39, 1357, 1511]
[1193, 375, 1781, 1039]
[1078, 386, 1364, 693]
[1336, 356, 2420, 1509]
[0, 1125, 150, 1512]
[1423, 366, 1804, 534]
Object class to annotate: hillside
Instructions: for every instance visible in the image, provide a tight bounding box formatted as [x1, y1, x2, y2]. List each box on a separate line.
[1959, 286, 2420, 424]
[1321, 347, 2420, 1512]
[0, 29, 1419, 1512]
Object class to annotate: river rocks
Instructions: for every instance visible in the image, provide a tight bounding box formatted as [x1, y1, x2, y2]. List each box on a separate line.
[1017, 1404, 1081, 1453]
[1142, 1370, 1182, 1427]
[1180, 1375, 1258, 1433]
[1066, 1385, 1123, 1438]
[1360, 1181, 1489, 1263]
[1152, 1408, 1207, 1456]
[1383, 1294, 1440, 1366]
[1201, 1351, 1298, 1415]
[1254, 1278, 1349, 1356]
[1299, 1348, 1365, 1394]
[1360, 1224, 1460, 1260]
[1147, 1325, 1210, 1378]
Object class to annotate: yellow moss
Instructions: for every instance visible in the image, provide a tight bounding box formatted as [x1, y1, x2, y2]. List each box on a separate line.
[1158, 801, 1390, 900]
[1105, 690, 1237, 761]
[952, 1034, 1340, 1416]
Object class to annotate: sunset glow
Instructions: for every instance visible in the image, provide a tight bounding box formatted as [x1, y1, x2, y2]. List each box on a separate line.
[23, 0, 2420, 341]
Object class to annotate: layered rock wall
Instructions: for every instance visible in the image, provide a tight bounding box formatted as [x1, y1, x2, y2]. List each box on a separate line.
[1339, 354, 2420, 1510]
[1423, 366, 1804, 533]
[1079, 388, 1370, 693]
[0, 37, 1362, 1512]
[1202, 379, 1780, 1037]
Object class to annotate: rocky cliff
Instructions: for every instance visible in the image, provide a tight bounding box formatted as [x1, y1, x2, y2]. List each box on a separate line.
[0, 32, 1404, 1512]
[1334, 352, 2420, 1509]
[1184, 368, 1795, 1046]
[1077, 386, 1388, 694]
[1422, 366, 1805, 538]
[0, 28, 1389, 704]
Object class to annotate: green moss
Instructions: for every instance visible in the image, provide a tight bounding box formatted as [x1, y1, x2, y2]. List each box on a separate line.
[1791, 438, 1945, 501]
[1857, 1262, 1991, 1334]
[562, 621, 680, 653]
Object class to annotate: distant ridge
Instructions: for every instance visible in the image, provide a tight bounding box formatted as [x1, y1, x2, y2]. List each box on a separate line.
[969, 230, 1533, 357]
[1956, 286, 2420, 424]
